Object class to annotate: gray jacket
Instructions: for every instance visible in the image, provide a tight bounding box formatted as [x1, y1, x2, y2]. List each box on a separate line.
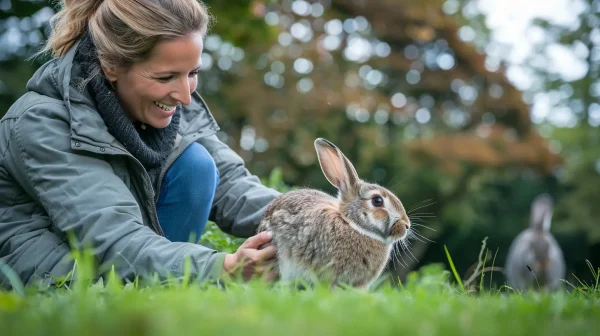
[0, 40, 280, 288]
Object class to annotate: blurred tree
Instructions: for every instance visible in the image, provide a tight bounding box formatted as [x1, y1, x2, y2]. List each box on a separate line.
[0, 1, 54, 118]
[439, 0, 600, 283]
[517, 0, 600, 244]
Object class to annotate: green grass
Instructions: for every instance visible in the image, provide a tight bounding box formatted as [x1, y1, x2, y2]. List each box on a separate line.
[1, 224, 599, 336]
[1, 262, 599, 336]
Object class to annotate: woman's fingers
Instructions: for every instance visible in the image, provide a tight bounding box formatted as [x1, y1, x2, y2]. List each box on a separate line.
[242, 241, 276, 264]
[224, 232, 279, 282]
[243, 231, 273, 249]
[257, 244, 277, 261]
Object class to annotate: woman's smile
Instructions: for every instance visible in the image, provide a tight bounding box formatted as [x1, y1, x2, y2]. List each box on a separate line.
[152, 101, 178, 118]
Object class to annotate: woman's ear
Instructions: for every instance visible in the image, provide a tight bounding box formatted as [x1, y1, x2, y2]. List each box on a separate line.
[101, 64, 118, 83]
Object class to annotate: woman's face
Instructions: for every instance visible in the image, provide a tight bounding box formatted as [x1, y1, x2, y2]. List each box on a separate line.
[103, 32, 204, 128]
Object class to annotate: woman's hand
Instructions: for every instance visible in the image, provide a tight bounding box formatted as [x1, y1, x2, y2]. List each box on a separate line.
[222, 231, 278, 282]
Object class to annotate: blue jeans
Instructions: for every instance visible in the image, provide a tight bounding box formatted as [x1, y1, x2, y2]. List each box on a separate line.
[156, 142, 219, 243]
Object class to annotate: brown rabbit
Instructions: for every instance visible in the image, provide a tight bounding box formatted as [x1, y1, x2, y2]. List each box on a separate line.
[257, 138, 411, 288]
[504, 194, 566, 291]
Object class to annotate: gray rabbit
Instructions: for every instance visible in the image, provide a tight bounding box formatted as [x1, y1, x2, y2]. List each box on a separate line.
[504, 194, 566, 291]
[257, 138, 411, 289]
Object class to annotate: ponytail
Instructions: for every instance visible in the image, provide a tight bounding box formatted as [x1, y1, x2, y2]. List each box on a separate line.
[38, 0, 104, 57]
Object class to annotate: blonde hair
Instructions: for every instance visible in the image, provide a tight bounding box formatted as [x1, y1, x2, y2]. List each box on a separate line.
[40, 0, 212, 70]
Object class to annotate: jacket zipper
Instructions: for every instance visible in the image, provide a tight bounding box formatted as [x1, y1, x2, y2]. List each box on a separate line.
[109, 145, 166, 237]
[155, 141, 193, 204]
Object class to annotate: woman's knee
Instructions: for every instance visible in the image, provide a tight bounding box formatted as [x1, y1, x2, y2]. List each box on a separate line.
[164, 142, 219, 201]
[182, 142, 218, 178]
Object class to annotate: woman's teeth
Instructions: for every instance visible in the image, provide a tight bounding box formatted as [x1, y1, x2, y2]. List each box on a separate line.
[153, 101, 176, 111]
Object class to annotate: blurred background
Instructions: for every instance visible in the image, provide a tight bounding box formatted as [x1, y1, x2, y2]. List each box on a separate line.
[1, 0, 598, 287]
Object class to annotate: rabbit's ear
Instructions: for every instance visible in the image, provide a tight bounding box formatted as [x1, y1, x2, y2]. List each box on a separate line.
[530, 194, 553, 231]
[314, 138, 359, 197]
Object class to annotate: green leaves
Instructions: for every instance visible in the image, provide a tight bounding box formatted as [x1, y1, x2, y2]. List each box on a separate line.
[198, 221, 245, 253]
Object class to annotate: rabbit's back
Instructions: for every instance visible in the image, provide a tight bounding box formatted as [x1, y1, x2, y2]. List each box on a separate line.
[505, 229, 565, 291]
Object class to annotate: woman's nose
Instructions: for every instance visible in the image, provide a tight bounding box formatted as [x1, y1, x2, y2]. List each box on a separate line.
[172, 78, 192, 105]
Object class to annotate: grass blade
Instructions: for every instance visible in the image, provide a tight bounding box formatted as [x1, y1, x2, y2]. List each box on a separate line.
[585, 260, 599, 291]
[0, 262, 25, 296]
[479, 248, 489, 291]
[489, 247, 499, 291]
[444, 245, 465, 293]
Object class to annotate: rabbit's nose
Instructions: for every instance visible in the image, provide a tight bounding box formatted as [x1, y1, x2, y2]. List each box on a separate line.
[390, 218, 410, 238]
[396, 217, 410, 231]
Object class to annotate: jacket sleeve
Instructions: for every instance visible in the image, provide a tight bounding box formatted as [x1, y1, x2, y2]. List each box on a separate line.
[196, 134, 281, 238]
[5, 103, 226, 282]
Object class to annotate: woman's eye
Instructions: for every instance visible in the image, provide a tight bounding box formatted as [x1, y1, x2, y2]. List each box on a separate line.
[156, 76, 173, 82]
[371, 196, 384, 207]
[156, 71, 199, 82]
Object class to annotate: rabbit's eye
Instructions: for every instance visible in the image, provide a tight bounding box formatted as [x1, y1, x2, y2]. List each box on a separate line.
[371, 196, 384, 207]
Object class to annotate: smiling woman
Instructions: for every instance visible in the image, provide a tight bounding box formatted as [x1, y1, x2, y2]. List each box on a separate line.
[0, 0, 281, 289]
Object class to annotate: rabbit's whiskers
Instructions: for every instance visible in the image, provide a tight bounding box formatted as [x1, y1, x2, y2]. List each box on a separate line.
[407, 198, 433, 211]
[385, 170, 405, 186]
[408, 213, 436, 219]
[407, 199, 436, 214]
[391, 244, 408, 268]
[401, 238, 419, 262]
[410, 223, 437, 232]
[407, 230, 436, 244]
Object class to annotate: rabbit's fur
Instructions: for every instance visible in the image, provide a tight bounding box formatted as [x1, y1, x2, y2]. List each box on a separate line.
[258, 138, 410, 288]
[504, 194, 566, 291]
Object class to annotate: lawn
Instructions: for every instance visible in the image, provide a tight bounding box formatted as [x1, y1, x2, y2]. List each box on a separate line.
[1, 262, 599, 336]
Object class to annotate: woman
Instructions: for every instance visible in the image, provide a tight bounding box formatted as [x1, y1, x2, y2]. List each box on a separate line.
[0, 0, 280, 289]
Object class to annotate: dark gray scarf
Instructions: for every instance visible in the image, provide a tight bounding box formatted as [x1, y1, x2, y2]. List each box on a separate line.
[73, 33, 181, 187]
